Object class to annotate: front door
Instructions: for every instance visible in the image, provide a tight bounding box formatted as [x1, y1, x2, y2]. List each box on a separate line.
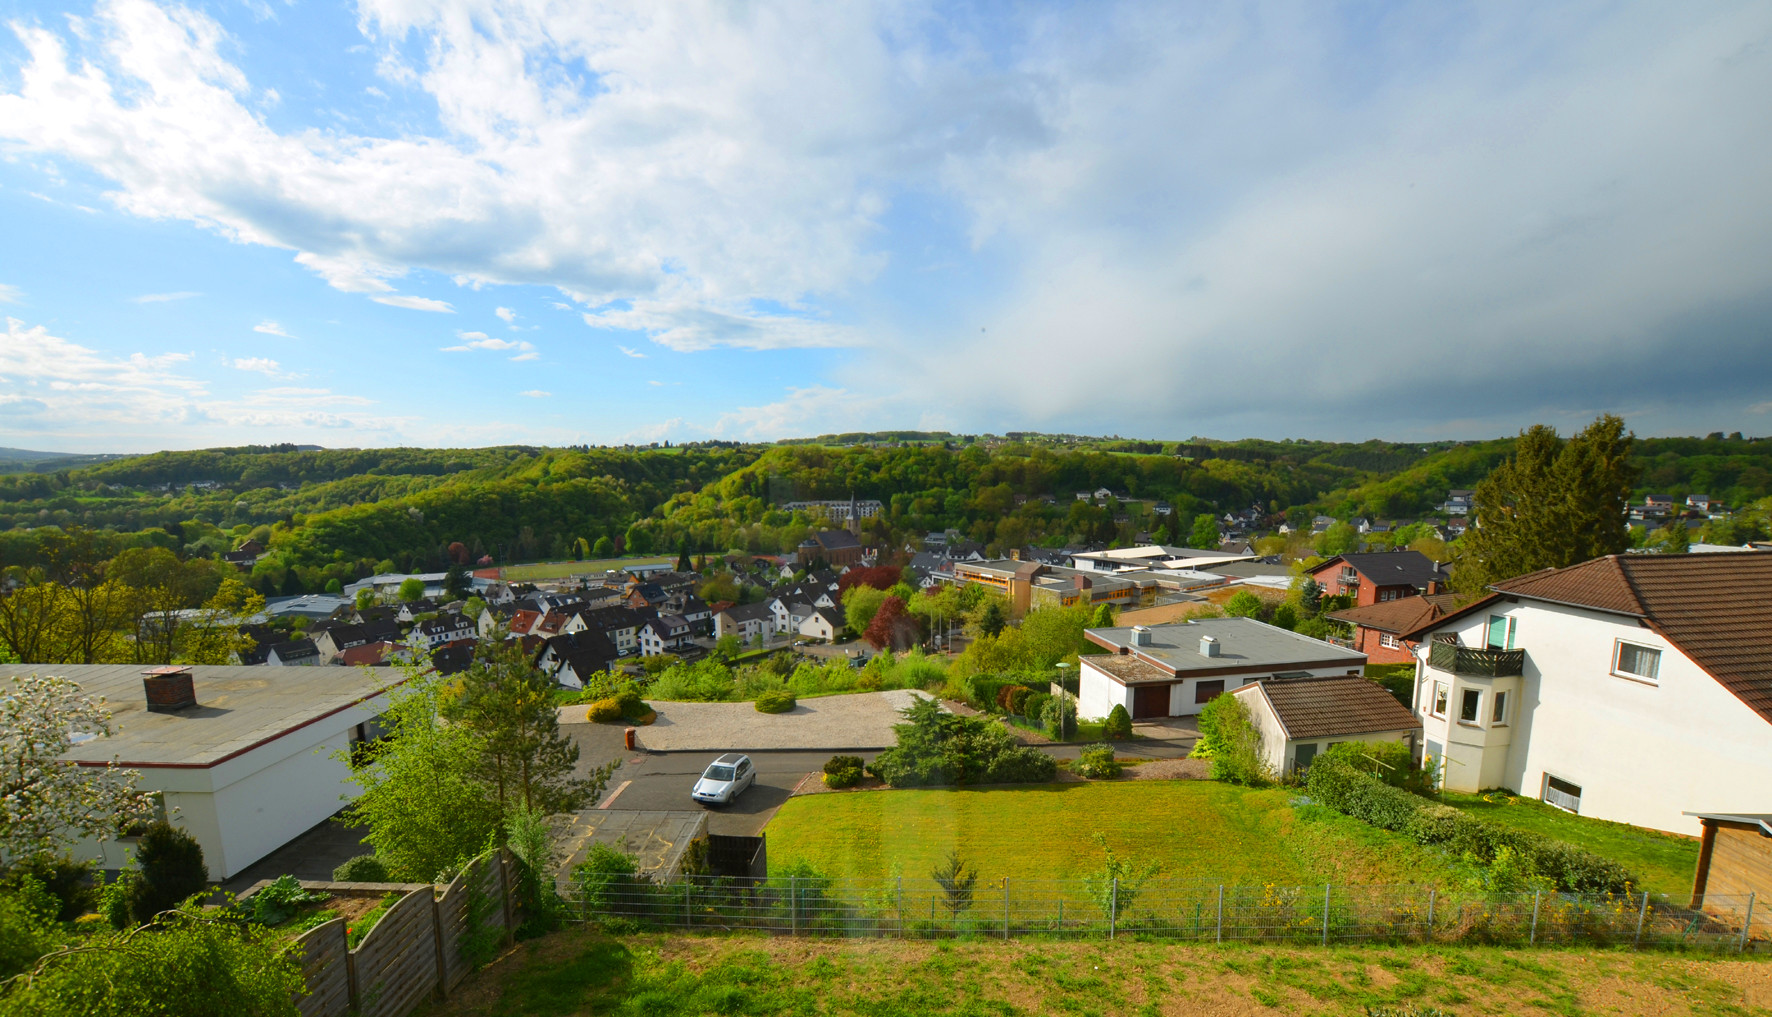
[1132, 684, 1170, 719]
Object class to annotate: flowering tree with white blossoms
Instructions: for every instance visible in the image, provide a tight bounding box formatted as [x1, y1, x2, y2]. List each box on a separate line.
[1, 673, 153, 861]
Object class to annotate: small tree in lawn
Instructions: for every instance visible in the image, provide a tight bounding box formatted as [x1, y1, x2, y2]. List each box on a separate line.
[931, 850, 977, 918]
[1102, 704, 1133, 740]
[1084, 833, 1160, 926]
[0, 674, 152, 862]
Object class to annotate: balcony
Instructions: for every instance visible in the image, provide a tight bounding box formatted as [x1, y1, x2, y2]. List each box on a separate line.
[1428, 641, 1524, 677]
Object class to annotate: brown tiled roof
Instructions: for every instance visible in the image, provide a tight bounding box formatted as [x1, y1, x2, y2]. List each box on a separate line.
[1492, 552, 1772, 725]
[1245, 676, 1420, 740]
[1086, 654, 1170, 685]
[1329, 597, 1441, 634]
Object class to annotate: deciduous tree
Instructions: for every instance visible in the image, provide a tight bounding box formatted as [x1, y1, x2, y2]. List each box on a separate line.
[0, 674, 152, 861]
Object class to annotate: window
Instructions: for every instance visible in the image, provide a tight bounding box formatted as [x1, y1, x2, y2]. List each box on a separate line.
[1380, 633, 1400, 649]
[1491, 690, 1508, 725]
[1485, 615, 1515, 650]
[1378, 588, 1400, 602]
[1194, 679, 1225, 704]
[1614, 641, 1661, 682]
[1432, 682, 1448, 716]
[1459, 688, 1481, 723]
[1543, 775, 1582, 814]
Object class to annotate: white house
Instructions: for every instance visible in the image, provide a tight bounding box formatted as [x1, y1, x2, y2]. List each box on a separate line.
[1233, 675, 1420, 777]
[263, 639, 319, 666]
[638, 615, 693, 656]
[798, 607, 844, 642]
[410, 613, 474, 650]
[21, 663, 405, 880]
[1403, 551, 1772, 836]
[1078, 618, 1366, 722]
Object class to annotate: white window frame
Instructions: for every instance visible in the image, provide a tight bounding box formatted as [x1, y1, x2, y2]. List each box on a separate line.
[1379, 633, 1400, 649]
[1432, 681, 1448, 717]
[1458, 687, 1482, 724]
[1491, 690, 1508, 726]
[1612, 639, 1662, 684]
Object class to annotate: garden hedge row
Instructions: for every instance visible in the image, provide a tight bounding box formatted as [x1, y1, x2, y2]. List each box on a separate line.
[1306, 761, 1637, 893]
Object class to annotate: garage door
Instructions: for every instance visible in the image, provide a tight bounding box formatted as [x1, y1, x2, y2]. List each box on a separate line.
[1132, 684, 1170, 719]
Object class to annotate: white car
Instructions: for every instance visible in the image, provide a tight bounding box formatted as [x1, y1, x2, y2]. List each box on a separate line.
[692, 753, 756, 806]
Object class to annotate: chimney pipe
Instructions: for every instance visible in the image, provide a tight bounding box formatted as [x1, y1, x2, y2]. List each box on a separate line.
[142, 665, 197, 713]
[1200, 635, 1220, 658]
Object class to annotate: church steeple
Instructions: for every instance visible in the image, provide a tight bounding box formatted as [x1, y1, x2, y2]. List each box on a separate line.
[849, 491, 860, 536]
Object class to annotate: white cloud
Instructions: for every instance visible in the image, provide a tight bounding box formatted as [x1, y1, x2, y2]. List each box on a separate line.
[0, 285, 21, 304]
[495, 306, 517, 323]
[616, 345, 646, 359]
[519, 389, 549, 398]
[585, 297, 859, 352]
[441, 336, 534, 352]
[372, 294, 455, 313]
[131, 291, 199, 303]
[710, 385, 890, 441]
[508, 351, 539, 362]
[232, 356, 280, 374]
[252, 320, 292, 337]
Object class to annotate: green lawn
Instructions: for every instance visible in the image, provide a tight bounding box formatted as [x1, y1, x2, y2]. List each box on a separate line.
[421, 929, 1772, 1017]
[765, 782, 1468, 887]
[499, 557, 674, 581]
[1438, 791, 1700, 894]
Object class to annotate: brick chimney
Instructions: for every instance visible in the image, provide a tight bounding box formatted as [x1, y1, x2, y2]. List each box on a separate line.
[1073, 575, 1093, 590]
[142, 665, 197, 713]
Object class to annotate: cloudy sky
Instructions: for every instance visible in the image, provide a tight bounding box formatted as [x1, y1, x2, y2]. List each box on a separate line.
[1, 1, 1769, 453]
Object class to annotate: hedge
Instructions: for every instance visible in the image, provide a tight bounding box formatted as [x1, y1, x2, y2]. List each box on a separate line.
[1306, 761, 1637, 893]
[754, 689, 796, 713]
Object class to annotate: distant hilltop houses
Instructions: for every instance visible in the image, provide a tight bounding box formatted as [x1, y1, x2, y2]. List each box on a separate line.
[780, 499, 884, 523]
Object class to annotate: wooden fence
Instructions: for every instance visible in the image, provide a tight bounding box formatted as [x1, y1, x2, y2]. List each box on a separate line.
[254, 850, 518, 1017]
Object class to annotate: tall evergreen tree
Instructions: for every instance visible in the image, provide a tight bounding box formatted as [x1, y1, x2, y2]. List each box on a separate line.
[676, 538, 692, 573]
[1455, 415, 1636, 592]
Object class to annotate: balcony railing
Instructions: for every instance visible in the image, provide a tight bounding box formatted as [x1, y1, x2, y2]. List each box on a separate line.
[1429, 642, 1525, 677]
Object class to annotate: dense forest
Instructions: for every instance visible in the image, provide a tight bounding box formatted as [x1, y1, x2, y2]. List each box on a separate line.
[0, 431, 1768, 595]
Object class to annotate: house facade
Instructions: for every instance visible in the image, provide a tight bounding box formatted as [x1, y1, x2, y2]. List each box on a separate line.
[1308, 551, 1451, 606]
[1328, 593, 1464, 665]
[798, 607, 843, 642]
[1079, 618, 1366, 721]
[1405, 552, 1772, 836]
[638, 615, 694, 656]
[714, 602, 774, 640]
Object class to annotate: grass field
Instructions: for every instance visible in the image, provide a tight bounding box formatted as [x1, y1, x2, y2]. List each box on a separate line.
[1439, 791, 1701, 894]
[499, 557, 674, 581]
[764, 782, 1470, 887]
[419, 929, 1772, 1017]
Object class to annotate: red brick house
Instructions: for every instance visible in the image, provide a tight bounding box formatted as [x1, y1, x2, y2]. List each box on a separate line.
[1328, 593, 1466, 664]
[1307, 551, 1451, 606]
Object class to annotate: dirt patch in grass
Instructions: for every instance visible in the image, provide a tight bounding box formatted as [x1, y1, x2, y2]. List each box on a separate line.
[416, 928, 1772, 1017]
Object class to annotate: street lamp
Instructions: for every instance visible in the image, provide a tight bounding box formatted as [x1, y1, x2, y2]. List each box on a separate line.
[1054, 662, 1074, 740]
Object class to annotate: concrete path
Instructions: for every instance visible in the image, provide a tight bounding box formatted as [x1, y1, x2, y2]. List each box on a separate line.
[635, 689, 934, 752]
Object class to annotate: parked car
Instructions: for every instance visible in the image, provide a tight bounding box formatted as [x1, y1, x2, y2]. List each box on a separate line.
[691, 753, 756, 806]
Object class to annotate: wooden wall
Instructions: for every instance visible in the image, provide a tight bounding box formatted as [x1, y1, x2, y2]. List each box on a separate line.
[281, 850, 517, 1017]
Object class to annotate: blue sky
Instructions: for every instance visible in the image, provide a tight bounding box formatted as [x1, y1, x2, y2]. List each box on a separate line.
[1, 1, 1770, 453]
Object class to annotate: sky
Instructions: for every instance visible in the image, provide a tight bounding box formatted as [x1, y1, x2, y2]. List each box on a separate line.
[1, 0, 1770, 454]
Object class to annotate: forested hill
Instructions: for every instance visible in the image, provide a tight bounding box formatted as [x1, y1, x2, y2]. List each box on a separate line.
[0, 432, 1767, 594]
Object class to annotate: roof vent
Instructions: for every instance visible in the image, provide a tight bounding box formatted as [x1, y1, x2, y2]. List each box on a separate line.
[1130, 625, 1153, 647]
[142, 665, 197, 713]
[1199, 635, 1220, 658]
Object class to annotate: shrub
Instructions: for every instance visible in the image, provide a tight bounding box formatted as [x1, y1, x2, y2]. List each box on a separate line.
[1192, 693, 1270, 785]
[0, 878, 64, 979]
[127, 822, 207, 925]
[823, 755, 864, 776]
[1, 855, 95, 922]
[1074, 743, 1122, 779]
[822, 766, 862, 789]
[1102, 704, 1133, 740]
[586, 697, 624, 722]
[571, 844, 654, 919]
[983, 746, 1057, 784]
[1022, 691, 1050, 723]
[996, 684, 1031, 713]
[247, 875, 326, 927]
[1318, 740, 1434, 794]
[754, 689, 796, 713]
[613, 686, 648, 719]
[1040, 694, 1076, 740]
[332, 854, 391, 883]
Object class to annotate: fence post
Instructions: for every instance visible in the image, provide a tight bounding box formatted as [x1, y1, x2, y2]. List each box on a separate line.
[896, 876, 903, 939]
[1634, 890, 1649, 949]
[1109, 878, 1118, 940]
[1322, 884, 1331, 946]
[1216, 885, 1224, 944]
[683, 879, 691, 929]
[1426, 889, 1436, 943]
[1529, 889, 1541, 946]
[790, 876, 798, 935]
[1742, 893, 1757, 953]
[1003, 879, 1010, 940]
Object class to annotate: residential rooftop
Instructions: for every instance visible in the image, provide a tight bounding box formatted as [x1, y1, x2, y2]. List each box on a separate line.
[1084, 617, 1366, 676]
[1240, 675, 1421, 740]
[2, 663, 408, 768]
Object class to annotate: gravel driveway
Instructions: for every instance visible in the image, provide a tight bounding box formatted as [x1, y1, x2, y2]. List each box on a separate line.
[636, 690, 934, 752]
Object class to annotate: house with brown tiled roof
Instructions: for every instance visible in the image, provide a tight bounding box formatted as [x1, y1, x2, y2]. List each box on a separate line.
[1400, 550, 1772, 836]
[1328, 592, 1468, 665]
[1233, 675, 1421, 777]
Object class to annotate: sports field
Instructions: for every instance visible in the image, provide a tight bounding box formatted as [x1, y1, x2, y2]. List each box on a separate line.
[499, 557, 674, 581]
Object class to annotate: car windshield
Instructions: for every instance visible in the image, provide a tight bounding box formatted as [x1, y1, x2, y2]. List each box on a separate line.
[704, 765, 736, 782]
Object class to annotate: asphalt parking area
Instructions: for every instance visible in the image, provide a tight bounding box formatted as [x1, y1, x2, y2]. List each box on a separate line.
[635, 689, 934, 752]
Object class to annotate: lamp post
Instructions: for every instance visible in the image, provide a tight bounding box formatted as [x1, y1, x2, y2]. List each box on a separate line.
[1055, 662, 1074, 740]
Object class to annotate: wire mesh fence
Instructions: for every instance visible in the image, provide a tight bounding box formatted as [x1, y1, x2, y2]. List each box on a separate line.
[560, 874, 1765, 951]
